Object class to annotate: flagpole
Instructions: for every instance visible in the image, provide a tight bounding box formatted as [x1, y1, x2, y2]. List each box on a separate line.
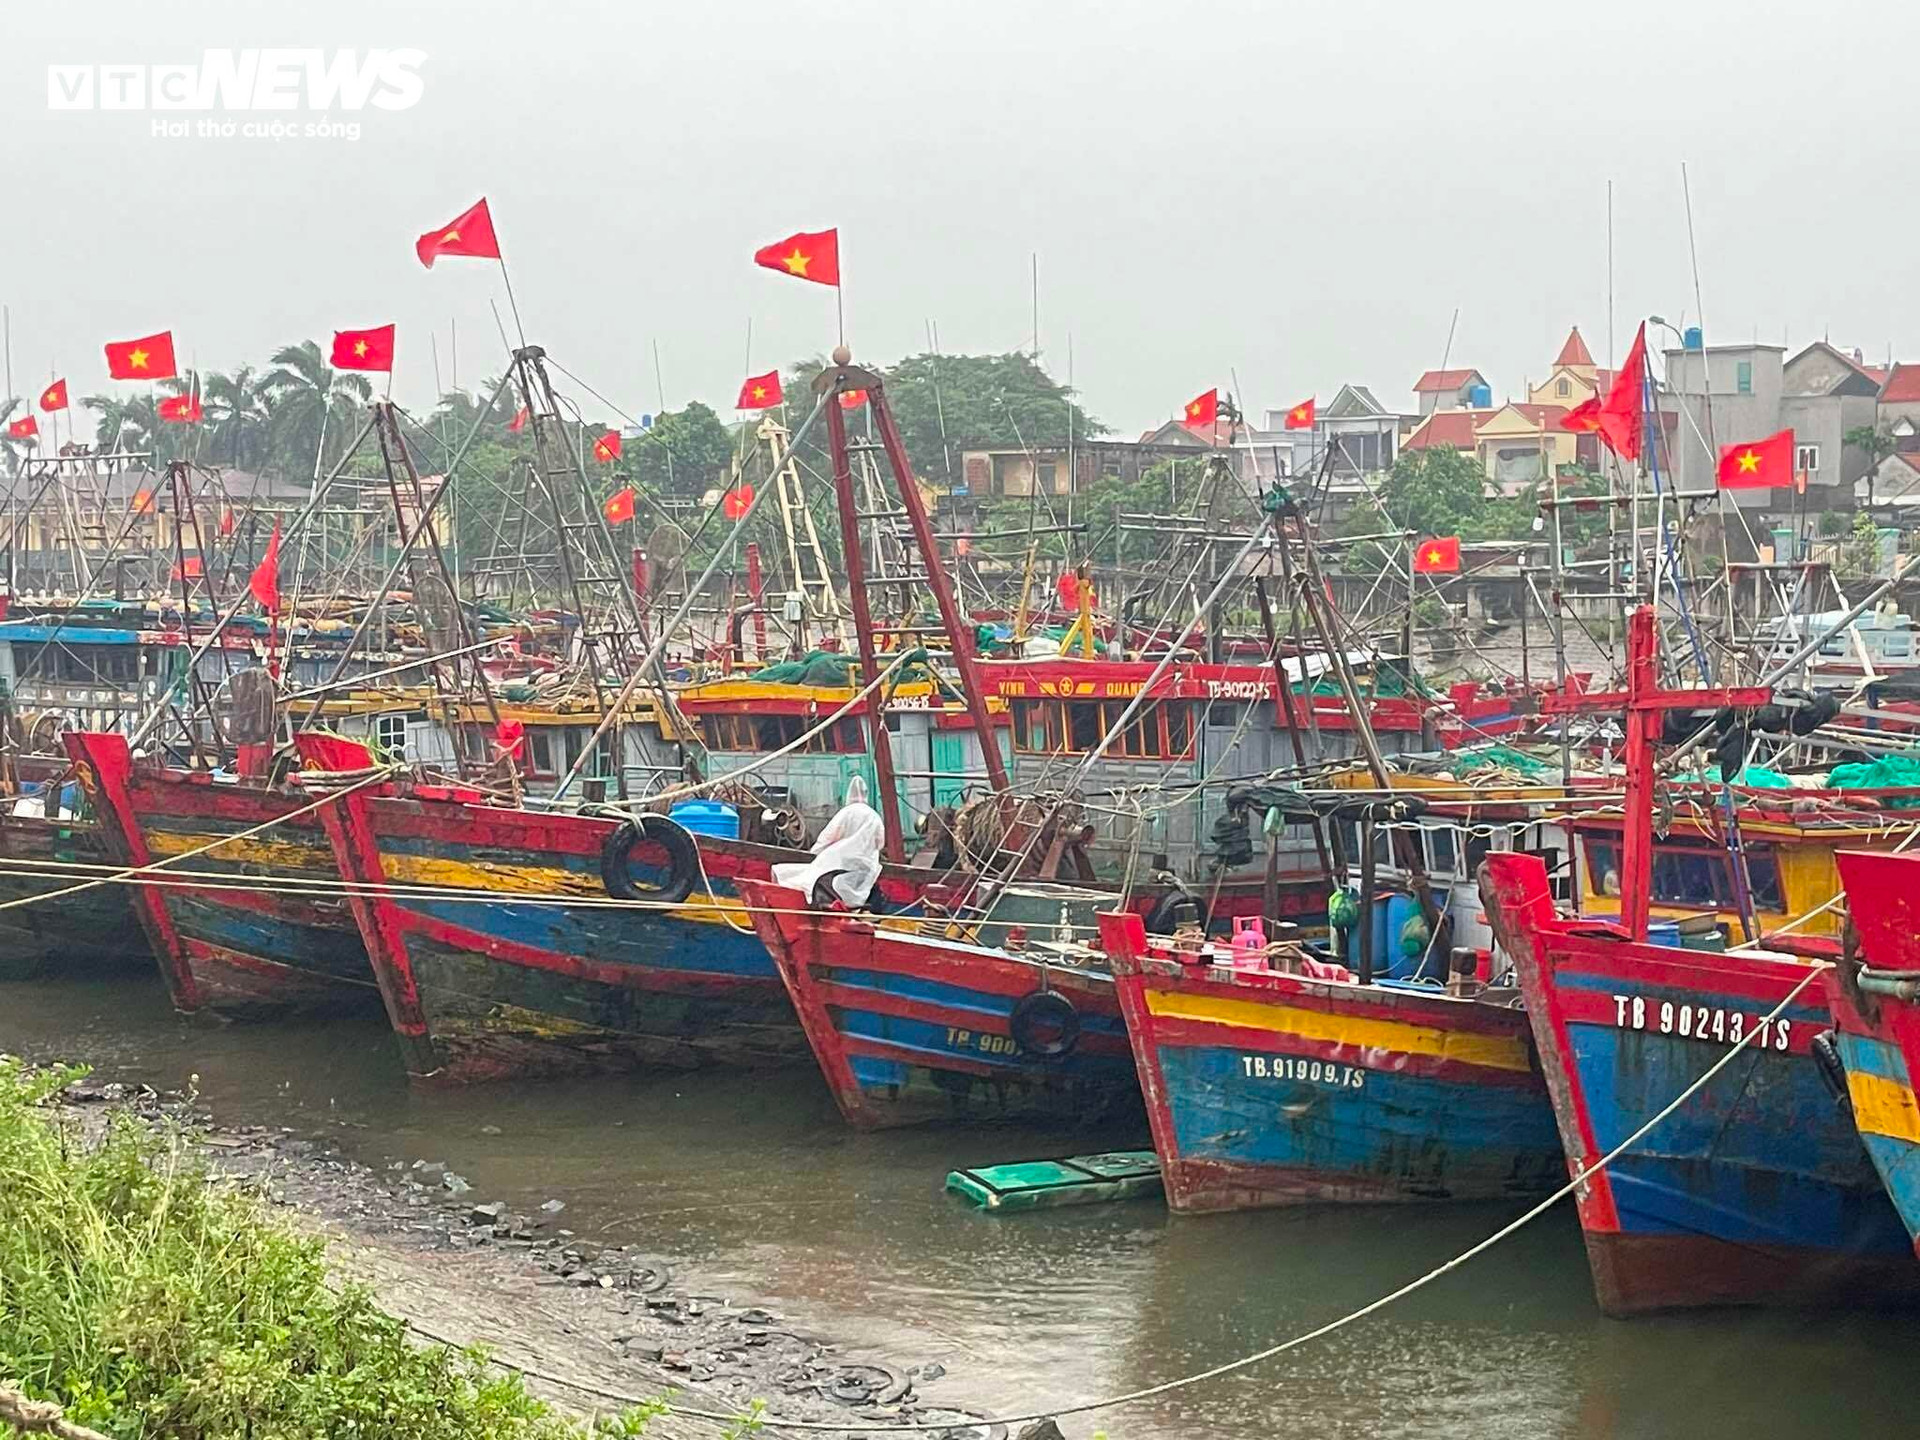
[497, 257, 528, 351]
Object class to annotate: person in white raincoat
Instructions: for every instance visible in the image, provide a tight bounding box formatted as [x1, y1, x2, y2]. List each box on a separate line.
[772, 775, 885, 908]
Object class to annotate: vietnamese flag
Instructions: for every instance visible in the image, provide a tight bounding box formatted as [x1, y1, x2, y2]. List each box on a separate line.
[39, 379, 68, 413]
[1412, 536, 1462, 574]
[1283, 398, 1315, 430]
[105, 331, 177, 381]
[249, 521, 282, 611]
[130, 488, 154, 513]
[1593, 322, 1647, 461]
[602, 487, 636, 524]
[219, 507, 235, 536]
[1561, 396, 1602, 433]
[158, 393, 203, 425]
[1717, 428, 1794, 490]
[7, 415, 37, 441]
[508, 406, 529, 433]
[723, 484, 755, 520]
[839, 389, 866, 410]
[415, 198, 501, 268]
[494, 718, 526, 760]
[331, 324, 395, 372]
[1182, 388, 1218, 430]
[591, 432, 622, 464]
[753, 228, 840, 287]
[737, 370, 783, 409]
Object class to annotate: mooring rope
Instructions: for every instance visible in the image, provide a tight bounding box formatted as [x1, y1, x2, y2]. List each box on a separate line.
[391, 960, 1829, 1435]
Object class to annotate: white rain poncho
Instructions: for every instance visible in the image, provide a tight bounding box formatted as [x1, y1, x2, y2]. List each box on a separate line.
[773, 776, 885, 908]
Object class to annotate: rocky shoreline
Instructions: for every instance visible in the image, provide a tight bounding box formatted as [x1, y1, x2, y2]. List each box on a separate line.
[55, 1076, 1032, 1440]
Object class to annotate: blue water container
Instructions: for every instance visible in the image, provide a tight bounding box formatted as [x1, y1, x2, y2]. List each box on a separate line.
[1646, 920, 1683, 948]
[668, 800, 740, 840]
[1383, 893, 1422, 978]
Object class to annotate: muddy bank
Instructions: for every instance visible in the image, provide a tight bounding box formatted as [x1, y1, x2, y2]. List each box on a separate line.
[51, 1076, 1027, 1440]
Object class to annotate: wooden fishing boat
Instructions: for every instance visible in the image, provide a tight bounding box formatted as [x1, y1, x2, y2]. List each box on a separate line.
[736, 875, 1139, 1128]
[0, 803, 144, 980]
[1482, 849, 1920, 1314]
[1099, 908, 1560, 1212]
[1817, 849, 1920, 1255]
[65, 730, 376, 1015]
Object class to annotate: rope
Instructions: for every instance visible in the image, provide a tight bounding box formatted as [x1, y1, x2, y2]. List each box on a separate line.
[385, 957, 1830, 1435]
[0, 766, 397, 914]
[0, 1386, 111, 1440]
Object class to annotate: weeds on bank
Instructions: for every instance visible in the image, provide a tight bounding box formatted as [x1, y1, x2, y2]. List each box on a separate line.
[0, 1058, 689, 1439]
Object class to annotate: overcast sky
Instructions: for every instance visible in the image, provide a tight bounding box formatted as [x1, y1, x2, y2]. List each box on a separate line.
[2, 0, 1913, 440]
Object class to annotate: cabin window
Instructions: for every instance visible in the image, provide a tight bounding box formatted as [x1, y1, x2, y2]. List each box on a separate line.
[701, 710, 865, 755]
[527, 728, 560, 775]
[374, 712, 409, 759]
[1883, 635, 1912, 659]
[1425, 825, 1458, 877]
[1583, 837, 1783, 912]
[1009, 699, 1195, 760]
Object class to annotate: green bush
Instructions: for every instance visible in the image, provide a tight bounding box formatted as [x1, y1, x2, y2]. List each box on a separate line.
[0, 1060, 663, 1439]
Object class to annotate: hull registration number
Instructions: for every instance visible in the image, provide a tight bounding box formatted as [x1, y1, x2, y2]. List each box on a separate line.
[1612, 995, 1790, 1050]
[1240, 1054, 1365, 1087]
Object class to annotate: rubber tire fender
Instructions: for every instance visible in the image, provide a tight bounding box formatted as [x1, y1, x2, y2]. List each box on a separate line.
[1810, 1029, 1852, 1114]
[600, 814, 698, 906]
[1008, 989, 1081, 1059]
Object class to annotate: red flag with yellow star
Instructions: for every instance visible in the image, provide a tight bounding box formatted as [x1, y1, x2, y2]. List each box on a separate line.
[737, 371, 783, 410]
[39, 379, 68, 413]
[839, 389, 866, 410]
[105, 331, 177, 381]
[723, 484, 755, 520]
[508, 406, 529, 433]
[331, 324, 395, 372]
[1717, 428, 1793, 490]
[1181, 389, 1218, 430]
[1593, 322, 1647, 461]
[250, 522, 282, 611]
[8, 416, 38, 441]
[592, 432, 622, 464]
[1412, 536, 1461, 574]
[1283, 398, 1315, 430]
[1560, 396, 1602, 433]
[753, 229, 840, 287]
[602, 487, 636, 524]
[416, 198, 501, 268]
[157, 393, 203, 425]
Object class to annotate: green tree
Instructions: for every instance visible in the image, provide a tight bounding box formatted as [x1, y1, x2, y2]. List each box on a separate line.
[883, 351, 1102, 484]
[626, 401, 735, 497]
[261, 340, 374, 479]
[201, 365, 272, 470]
[1367, 445, 1491, 537]
[1847, 422, 1900, 504]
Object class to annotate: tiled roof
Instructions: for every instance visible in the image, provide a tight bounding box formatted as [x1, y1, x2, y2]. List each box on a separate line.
[1554, 328, 1595, 368]
[1881, 363, 1920, 404]
[1413, 368, 1483, 393]
[1402, 409, 1487, 450]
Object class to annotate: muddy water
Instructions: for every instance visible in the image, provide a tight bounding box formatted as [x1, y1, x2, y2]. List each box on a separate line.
[6, 969, 1918, 1440]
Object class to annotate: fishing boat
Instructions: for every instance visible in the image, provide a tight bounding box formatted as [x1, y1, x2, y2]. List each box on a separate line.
[1099, 906, 1560, 1211]
[0, 777, 143, 980]
[1816, 849, 1920, 1253]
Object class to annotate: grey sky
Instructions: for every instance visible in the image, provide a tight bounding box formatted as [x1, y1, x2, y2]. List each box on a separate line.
[3, 0, 1913, 442]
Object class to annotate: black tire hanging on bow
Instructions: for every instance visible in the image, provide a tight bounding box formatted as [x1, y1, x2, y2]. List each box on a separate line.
[1009, 989, 1081, 1059]
[1144, 888, 1208, 937]
[600, 814, 698, 906]
[1811, 1030, 1852, 1115]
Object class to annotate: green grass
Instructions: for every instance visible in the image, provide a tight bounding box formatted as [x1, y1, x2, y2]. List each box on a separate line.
[0, 1060, 670, 1439]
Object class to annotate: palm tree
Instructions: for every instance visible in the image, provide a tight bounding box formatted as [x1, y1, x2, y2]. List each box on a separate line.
[82, 392, 159, 456]
[261, 340, 373, 479]
[202, 365, 272, 471]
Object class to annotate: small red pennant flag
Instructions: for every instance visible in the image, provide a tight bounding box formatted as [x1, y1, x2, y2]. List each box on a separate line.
[39, 379, 68, 413]
[1283, 398, 1315, 430]
[7, 415, 37, 440]
[1412, 536, 1462, 574]
[219, 508, 235, 536]
[508, 406, 529, 433]
[249, 521, 282, 611]
[157, 393, 203, 425]
[1717, 428, 1794, 490]
[130, 488, 154, 513]
[723, 484, 755, 520]
[839, 389, 866, 410]
[592, 432, 622, 463]
[1182, 388, 1218, 430]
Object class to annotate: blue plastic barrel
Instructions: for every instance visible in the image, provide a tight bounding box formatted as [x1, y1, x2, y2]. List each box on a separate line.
[668, 800, 740, 840]
[1384, 893, 1422, 978]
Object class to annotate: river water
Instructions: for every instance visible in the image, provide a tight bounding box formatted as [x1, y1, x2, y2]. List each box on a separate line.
[5, 969, 1917, 1440]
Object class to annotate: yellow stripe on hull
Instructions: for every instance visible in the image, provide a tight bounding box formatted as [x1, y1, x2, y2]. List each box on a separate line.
[378, 852, 748, 927]
[142, 831, 333, 872]
[1141, 987, 1532, 1073]
[1849, 1070, 1920, 1145]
